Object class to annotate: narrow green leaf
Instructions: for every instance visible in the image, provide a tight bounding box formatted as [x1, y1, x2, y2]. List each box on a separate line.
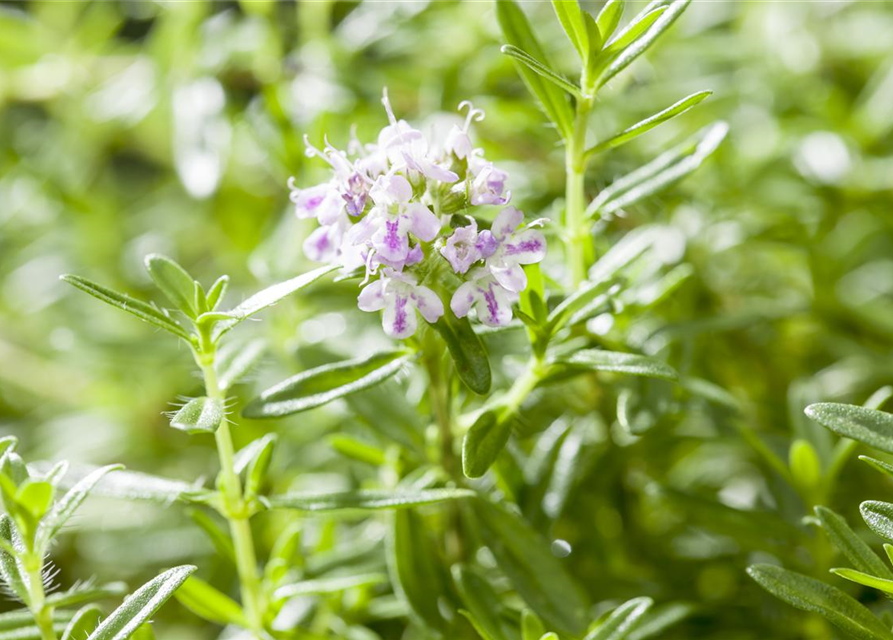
[174, 576, 248, 627]
[244, 433, 277, 498]
[598, 0, 692, 87]
[501, 45, 582, 97]
[37, 464, 122, 549]
[0, 437, 17, 458]
[596, 0, 625, 41]
[453, 565, 511, 640]
[215, 338, 265, 391]
[815, 506, 893, 580]
[584, 597, 653, 640]
[15, 480, 54, 520]
[603, 6, 667, 55]
[0, 515, 29, 605]
[789, 439, 821, 490]
[473, 500, 589, 636]
[144, 254, 197, 317]
[205, 275, 229, 311]
[387, 509, 449, 630]
[522, 609, 546, 640]
[806, 403, 893, 454]
[41, 461, 68, 486]
[587, 121, 728, 218]
[244, 350, 412, 418]
[0, 611, 75, 640]
[433, 308, 491, 395]
[44, 464, 193, 504]
[859, 455, 893, 479]
[747, 564, 893, 640]
[496, 0, 574, 138]
[268, 488, 474, 512]
[86, 565, 196, 640]
[211, 264, 338, 338]
[861, 501, 893, 542]
[328, 435, 387, 466]
[273, 573, 386, 601]
[585, 91, 712, 156]
[832, 568, 893, 596]
[47, 581, 128, 608]
[583, 12, 604, 85]
[552, 0, 588, 57]
[62, 606, 103, 640]
[462, 410, 512, 479]
[169, 397, 224, 435]
[556, 349, 678, 381]
[626, 603, 694, 640]
[60, 275, 190, 340]
[188, 509, 235, 565]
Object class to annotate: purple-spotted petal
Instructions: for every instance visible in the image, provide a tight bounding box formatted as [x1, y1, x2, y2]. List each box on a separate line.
[302, 225, 339, 263]
[405, 203, 441, 242]
[475, 281, 515, 327]
[490, 263, 527, 293]
[502, 229, 547, 264]
[373, 216, 410, 263]
[358, 279, 386, 312]
[492, 206, 523, 240]
[383, 292, 417, 339]
[450, 281, 479, 319]
[411, 285, 444, 324]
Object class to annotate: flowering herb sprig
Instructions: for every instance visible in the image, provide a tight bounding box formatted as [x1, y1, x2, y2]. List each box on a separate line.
[290, 91, 546, 338]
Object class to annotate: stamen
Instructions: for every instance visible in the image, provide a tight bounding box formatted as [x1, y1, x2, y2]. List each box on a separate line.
[458, 100, 485, 131]
[381, 87, 398, 127]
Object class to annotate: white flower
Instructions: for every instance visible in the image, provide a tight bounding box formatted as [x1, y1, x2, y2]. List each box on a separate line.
[358, 268, 444, 339]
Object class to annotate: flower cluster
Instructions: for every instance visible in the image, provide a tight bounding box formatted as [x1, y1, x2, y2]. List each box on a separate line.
[289, 90, 546, 339]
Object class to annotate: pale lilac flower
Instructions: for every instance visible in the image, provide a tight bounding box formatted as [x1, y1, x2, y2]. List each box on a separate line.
[347, 174, 441, 266]
[358, 268, 444, 339]
[451, 267, 517, 328]
[478, 206, 547, 293]
[440, 218, 481, 274]
[468, 156, 510, 206]
[379, 90, 459, 184]
[289, 181, 343, 225]
[443, 101, 485, 160]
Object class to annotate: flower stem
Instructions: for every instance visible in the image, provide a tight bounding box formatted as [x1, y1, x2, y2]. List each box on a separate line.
[197, 337, 265, 639]
[565, 96, 593, 287]
[24, 554, 56, 640]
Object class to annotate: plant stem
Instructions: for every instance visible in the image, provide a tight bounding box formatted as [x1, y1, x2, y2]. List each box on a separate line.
[497, 356, 547, 422]
[24, 554, 56, 640]
[197, 339, 265, 639]
[565, 96, 593, 287]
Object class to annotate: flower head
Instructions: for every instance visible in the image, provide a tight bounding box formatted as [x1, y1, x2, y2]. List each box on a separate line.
[358, 269, 444, 339]
[440, 218, 482, 275]
[450, 267, 517, 328]
[479, 206, 547, 292]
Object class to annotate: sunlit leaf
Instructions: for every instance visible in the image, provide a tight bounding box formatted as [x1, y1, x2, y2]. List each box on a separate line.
[501, 45, 582, 97]
[61, 606, 102, 640]
[555, 349, 678, 381]
[584, 597, 653, 640]
[267, 488, 474, 512]
[273, 573, 387, 601]
[169, 397, 224, 435]
[453, 565, 512, 640]
[174, 576, 248, 627]
[144, 254, 197, 317]
[806, 403, 893, 454]
[462, 410, 512, 479]
[814, 506, 893, 580]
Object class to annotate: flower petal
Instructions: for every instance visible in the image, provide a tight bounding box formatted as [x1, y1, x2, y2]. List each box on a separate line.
[303, 225, 340, 263]
[502, 229, 547, 264]
[492, 206, 523, 240]
[357, 279, 386, 312]
[411, 285, 444, 324]
[450, 281, 479, 319]
[383, 292, 417, 339]
[405, 203, 441, 242]
[475, 282, 515, 327]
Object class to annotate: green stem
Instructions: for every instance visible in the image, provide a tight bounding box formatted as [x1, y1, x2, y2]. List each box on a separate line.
[565, 96, 593, 287]
[497, 356, 547, 422]
[24, 555, 56, 640]
[197, 337, 265, 639]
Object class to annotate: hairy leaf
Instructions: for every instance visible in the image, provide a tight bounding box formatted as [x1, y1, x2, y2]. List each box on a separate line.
[169, 397, 224, 435]
[806, 403, 893, 454]
[144, 254, 196, 317]
[268, 488, 474, 512]
[556, 349, 678, 381]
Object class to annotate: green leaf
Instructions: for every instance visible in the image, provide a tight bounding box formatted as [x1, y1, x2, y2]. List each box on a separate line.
[0, 610, 75, 640]
[501, 45, 582, 97]
[48, 581, 128, 608]
[188, 509, 235, 565]
[859, 455, 893, 479]
[61, 606, 103, 640]
[555, 349, 678, 381]
[626, 603, 694, 640]
[552, 0, 588, 58]
[587, 121, 728, 218]
[522, 609, 546, 640]
[861, 501, 893, 542]
[244, 350, 412, 418]
[806, 403, 893, 454]
[60, 275, 190, 340]
[205, 275, 229, 311]
[0, 515, 29, 605]
[0, 437, 17, 458]
[244, 433, 276, 498]
[387, 509, 450, 630]
[585, 91, 712, 156]
[174, 576, 248, 627]
[267, 488, 474, 512]
[15, 480, 54, 520]
[211, 264, 338, 338]
[602, 6, 667, 55]
[747, 564, 893, 640]
[215, 338, 266, 391]
[169, 397, 224, 435]
[598, 0, 692, 87]
[432, 308, 491, 395]
[473, 500, 589, 636]
[144, 254, 197, 317]
[832, 568, 893, 596]
[273, 573, 387, 601]
[453, 565, 511, 640]
[496, 0, 574, 138]
[46, 464, 193, 503]
[789, 439, 821, 490]
[462, 410, 512, 479]
[595, 0, 625, 41]
[584, 597, 653, 640]
[815, 506, 893, 580]
[86, 565, 196, 640]
[37, 464, 122, 550]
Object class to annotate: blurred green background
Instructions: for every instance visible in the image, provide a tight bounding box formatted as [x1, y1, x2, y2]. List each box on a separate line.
[3, 1, 893, 638]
